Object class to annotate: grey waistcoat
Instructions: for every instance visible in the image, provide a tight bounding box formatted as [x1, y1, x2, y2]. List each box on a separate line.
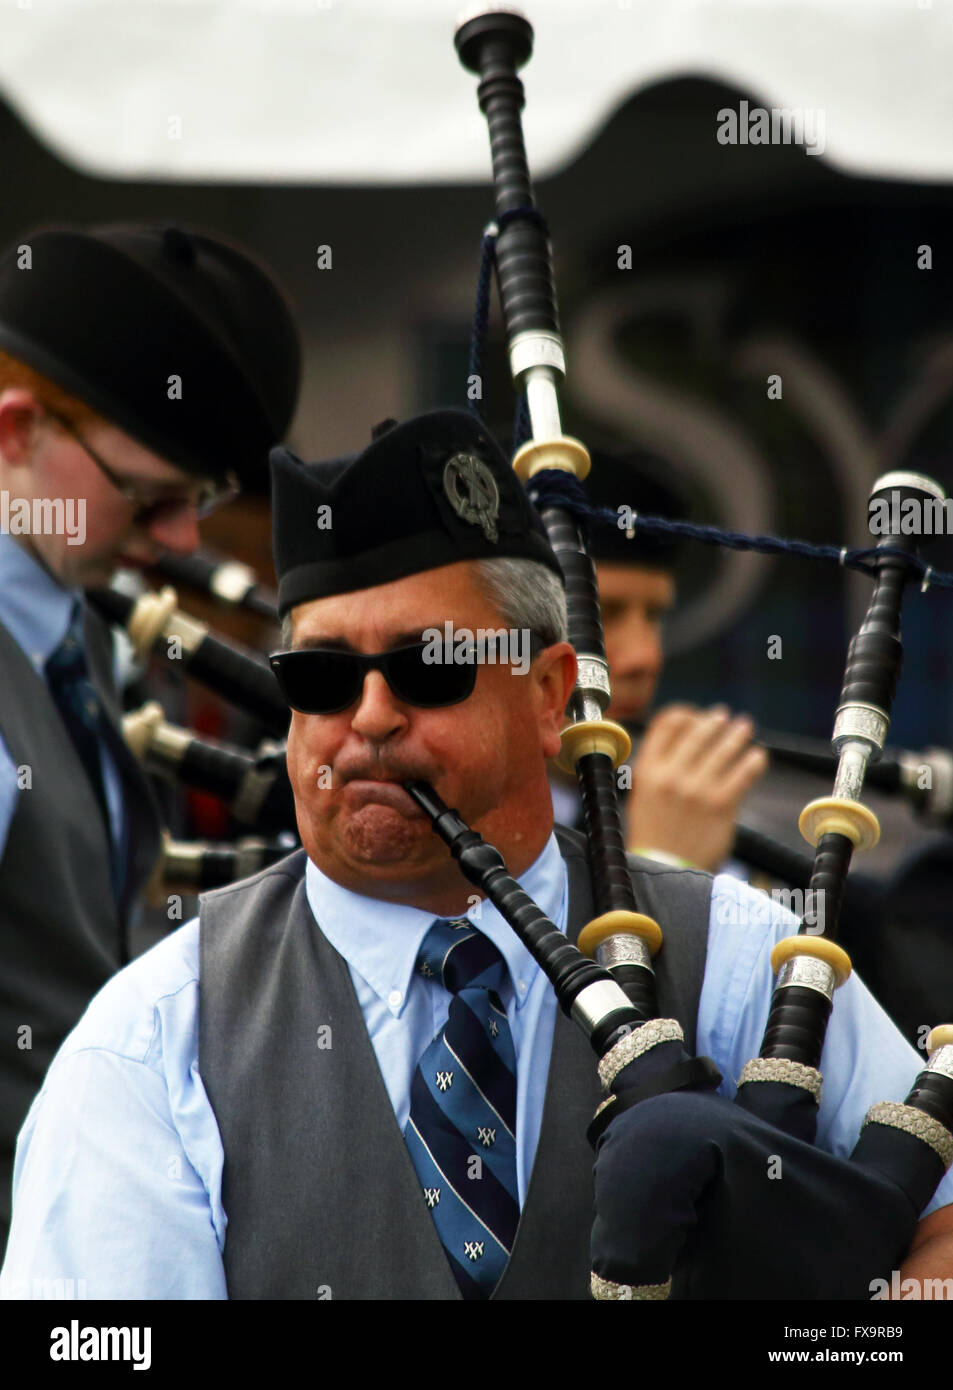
[199, 826, 713, 1300]
[0, 612, 161, 1246]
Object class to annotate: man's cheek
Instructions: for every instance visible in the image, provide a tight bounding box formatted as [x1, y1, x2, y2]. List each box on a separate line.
[286, 723, 323, 795]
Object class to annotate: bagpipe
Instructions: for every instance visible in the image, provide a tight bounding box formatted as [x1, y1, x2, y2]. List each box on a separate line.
[627, 719, 953, 831]
[79, 579, 290, 894]
[392, 6, 953, 1300]
[86, 583, 288, 737]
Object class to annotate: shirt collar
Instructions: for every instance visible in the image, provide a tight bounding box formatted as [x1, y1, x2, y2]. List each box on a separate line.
[0, 532, 79, 671]
[304, 832, 568, 1016]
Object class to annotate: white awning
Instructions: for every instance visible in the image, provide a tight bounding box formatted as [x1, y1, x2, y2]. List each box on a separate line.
[0, 0, 950, 185]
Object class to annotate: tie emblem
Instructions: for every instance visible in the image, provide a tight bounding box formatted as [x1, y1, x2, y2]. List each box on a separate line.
[463, 1241, 485, 1262]
[435, 1070, 454, 1092]
[488, 1018, 499, 1038]
[424, 1188, 441, 1208]
[420, 961, 434, 978]
[477, 1126, 496, 1148]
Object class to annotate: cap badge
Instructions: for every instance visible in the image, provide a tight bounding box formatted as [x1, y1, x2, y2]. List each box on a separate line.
[443, 453, 500, 543]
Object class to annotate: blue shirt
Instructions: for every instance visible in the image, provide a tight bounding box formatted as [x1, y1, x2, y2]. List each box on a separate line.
[0, 533, 123, 857]
[2, 838, 951, 1300]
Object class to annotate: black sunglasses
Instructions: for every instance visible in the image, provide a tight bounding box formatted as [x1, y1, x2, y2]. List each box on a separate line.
[269, 637, 542, 715]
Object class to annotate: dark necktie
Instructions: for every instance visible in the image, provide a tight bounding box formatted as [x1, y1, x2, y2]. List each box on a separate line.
[404, 917, 520, 1298]
[45, 606, 121, 897]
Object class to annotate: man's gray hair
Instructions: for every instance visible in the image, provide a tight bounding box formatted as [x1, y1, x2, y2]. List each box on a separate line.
[471, 557, 567, 646]
[279, 557, 568, 649]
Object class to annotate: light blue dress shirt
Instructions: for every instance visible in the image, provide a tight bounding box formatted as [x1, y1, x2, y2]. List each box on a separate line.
[0, 533, 123, 856]
[2, 833, 951, 1301]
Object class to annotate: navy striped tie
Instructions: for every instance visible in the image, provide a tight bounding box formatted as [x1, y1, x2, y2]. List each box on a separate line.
[45, 605, 123, 900]
[405, 918, 520, 1298]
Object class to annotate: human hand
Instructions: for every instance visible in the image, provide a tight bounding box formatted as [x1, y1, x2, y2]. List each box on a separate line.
[625, 704, 769, 871]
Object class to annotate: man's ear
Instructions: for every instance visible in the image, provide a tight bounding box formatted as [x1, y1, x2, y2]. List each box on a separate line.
[0, 390, 43, 472]
[534, 641, 577, 760]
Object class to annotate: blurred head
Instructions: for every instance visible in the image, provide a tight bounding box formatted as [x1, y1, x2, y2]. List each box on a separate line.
[598, 560, 675, 722]
[585, 448, 686, 723]
[0, 222, 301, 585]
[0, 366, 224, 585]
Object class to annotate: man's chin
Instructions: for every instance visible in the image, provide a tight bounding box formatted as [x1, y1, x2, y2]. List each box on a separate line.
[338, 804, 436, 867]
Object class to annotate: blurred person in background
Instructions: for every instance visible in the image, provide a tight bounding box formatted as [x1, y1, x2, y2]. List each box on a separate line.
[0, 221, 301, 1256]
[550, 449, 768, 870]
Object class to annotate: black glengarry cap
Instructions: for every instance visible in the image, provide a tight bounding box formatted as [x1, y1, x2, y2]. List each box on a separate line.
[585, 448, 688, 569]
[271, 409, 563, 618]
[0, 222, 301, 483]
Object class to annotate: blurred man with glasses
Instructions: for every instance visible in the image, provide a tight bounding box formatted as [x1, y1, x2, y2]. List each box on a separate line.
[0, 221, 301, 1255]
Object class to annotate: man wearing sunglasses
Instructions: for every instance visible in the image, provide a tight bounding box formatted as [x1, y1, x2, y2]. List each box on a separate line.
[0, 221, 301, 1258]
[5, 409, 953, 1298]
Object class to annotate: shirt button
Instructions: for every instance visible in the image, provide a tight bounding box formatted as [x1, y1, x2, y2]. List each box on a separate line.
[388, 989, 402, 1010]
[517, 980, 527, 995]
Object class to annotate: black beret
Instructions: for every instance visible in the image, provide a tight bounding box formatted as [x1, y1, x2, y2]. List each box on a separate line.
[0, 222, 301, 483]
[271, 409, 563, 617]
[585, 449, 688, 569]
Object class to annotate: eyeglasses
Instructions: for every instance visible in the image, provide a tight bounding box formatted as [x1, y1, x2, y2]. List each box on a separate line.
[269, 637, 543, 715]
[43, 407, 240, 524]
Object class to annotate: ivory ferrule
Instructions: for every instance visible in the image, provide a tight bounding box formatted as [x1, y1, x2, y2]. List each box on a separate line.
[162, 840, 203, 875]
[121, 701, 165, 760]
[126, 586, 178, 657]
[162, 609, 207, 656]
[151, 721, 193, 765]
[209, 560, 256, 604]
[872, 469, 946, 502]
